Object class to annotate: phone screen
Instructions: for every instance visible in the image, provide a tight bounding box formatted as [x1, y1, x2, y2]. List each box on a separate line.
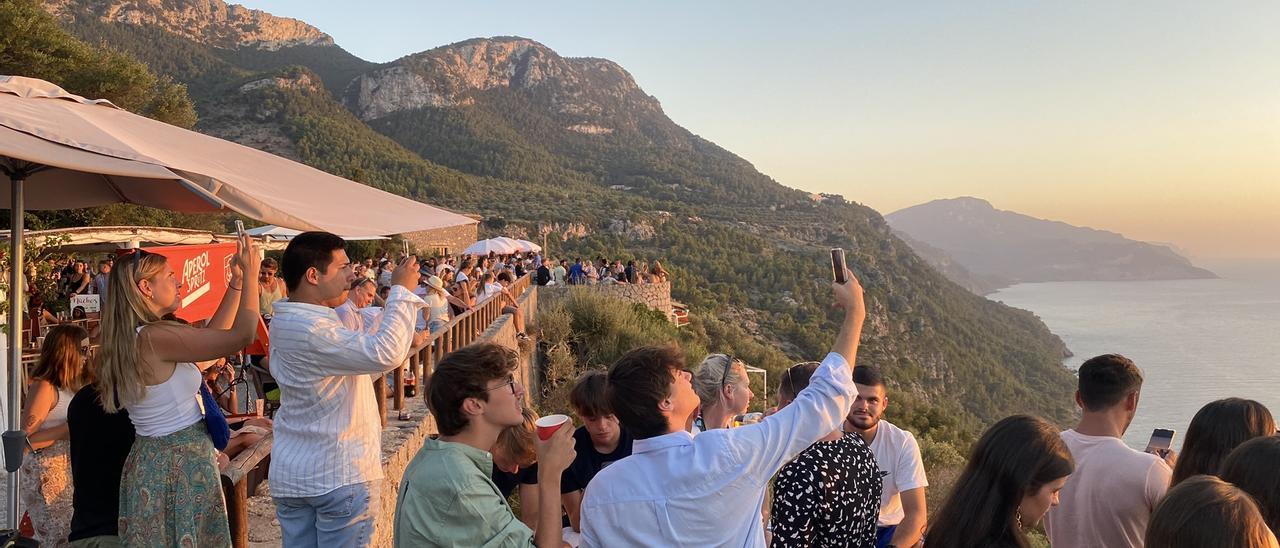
[1147, 428, 1175, 451]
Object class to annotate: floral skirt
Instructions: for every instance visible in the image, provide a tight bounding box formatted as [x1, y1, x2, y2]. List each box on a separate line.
[20, 439, 73, 547]
[118, 421, 231, 548]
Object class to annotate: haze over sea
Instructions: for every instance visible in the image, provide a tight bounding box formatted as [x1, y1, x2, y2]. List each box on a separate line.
[991, 260, 1280, 451]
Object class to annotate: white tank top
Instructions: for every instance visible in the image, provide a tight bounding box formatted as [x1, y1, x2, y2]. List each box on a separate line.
[38, 387, 76, 430]
[128, 328, 203, 437]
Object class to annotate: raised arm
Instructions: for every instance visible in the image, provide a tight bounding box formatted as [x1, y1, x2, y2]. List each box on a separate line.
[302, 257, 425, 375]
[732, 266, 866, 481]
[146, 234, 261, 365]
[206, 261, 244, 330]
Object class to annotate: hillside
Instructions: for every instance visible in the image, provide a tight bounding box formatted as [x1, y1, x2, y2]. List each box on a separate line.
[887, 197, 1217, 286]
[20, 0, 1080, 444]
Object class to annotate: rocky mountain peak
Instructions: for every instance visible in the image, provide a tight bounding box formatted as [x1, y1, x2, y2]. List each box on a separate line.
[43, 0, 333, 50]
[345, 36, 662, 125]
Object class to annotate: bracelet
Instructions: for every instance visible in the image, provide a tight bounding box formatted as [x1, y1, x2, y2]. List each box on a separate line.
[228, 284, 242, 291]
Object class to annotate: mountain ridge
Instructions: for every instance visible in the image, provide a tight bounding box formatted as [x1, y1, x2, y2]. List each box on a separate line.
[887, 197, 1216, 288]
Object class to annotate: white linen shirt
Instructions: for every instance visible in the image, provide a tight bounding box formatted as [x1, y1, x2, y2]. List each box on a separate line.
[580, 352, 856, 548]
[268, 285, 424, 498]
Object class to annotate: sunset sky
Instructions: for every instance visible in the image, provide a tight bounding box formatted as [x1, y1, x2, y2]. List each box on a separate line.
[238, 1, 1280, 259]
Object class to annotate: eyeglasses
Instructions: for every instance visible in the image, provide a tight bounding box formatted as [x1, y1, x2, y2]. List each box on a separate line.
[486, 375, 518, 396]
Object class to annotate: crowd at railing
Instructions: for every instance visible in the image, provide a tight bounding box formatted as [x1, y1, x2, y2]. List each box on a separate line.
[10, 233, 1279, 548]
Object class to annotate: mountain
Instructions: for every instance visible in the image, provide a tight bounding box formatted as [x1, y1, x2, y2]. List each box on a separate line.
[20, 0, 1081, 445]
[887, 197, 1217, 288]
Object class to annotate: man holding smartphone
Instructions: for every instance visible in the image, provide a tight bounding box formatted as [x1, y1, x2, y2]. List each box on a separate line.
[1044, 354, 1174, 548]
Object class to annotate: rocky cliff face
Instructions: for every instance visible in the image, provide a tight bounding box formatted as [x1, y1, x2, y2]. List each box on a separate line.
[345, 37, 663, 128]
[43, 0, 333, 50]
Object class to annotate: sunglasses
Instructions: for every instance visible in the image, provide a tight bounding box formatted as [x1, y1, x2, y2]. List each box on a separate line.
[720, 354, 738, 389]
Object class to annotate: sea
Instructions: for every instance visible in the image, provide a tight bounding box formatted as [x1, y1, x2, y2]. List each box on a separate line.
[989, 259, 1280, 451]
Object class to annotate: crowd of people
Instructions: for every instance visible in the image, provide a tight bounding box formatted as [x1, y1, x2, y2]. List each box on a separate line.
[532, 256, 669, 287]
[9, 231, 1279, 548]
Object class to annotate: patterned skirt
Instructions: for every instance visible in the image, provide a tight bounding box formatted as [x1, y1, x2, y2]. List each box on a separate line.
[118, 421, 231, 548]
[20, 439, 73, 547]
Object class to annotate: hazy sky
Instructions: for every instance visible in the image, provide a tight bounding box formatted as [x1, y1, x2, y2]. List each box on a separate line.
[237, 1, 1280, 259]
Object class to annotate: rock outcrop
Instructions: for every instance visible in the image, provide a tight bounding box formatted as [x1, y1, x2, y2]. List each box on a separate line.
[43, 0, 333, 50]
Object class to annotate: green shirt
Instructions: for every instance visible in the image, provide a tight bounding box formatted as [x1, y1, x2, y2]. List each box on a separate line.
[393, 438, 534, 548]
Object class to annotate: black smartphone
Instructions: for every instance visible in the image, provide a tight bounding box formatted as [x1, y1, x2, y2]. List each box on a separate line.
[831, 248, 847, 284]
[1146, 428, 1175, 452]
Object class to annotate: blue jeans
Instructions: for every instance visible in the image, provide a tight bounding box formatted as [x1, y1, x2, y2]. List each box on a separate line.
[275, 481, 380, 548]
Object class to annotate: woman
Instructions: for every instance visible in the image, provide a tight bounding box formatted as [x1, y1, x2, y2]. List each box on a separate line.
[650, 260, 669, 282]
[1171, 398, 1275, 486]
[768, 362, 881, 547]
[1219, 435, 1280, 533]
[20, 324, 92, 546]
[423, 276, 468, 334]
[60, 261, 92, 300]
[691, 354, 754, 432]
[1146, 475, 1278, 548]
[99, 234, 260, 546]
[257, 257, 287, 316]
[491, 407, 541, 529]
[926, 415, 1074, 548]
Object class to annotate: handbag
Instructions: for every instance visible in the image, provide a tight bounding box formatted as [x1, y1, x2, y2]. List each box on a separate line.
[198, 383, 231, 451]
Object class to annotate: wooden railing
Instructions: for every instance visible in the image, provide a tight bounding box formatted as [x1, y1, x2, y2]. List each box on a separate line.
[378, 273, 533, 422]
[221, 274, 534, 547]
[222, 433, 272, 548]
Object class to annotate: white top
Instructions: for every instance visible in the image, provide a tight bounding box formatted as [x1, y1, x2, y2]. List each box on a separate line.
[867, 419, 928, 527]
[335, 300, 363, 332]
[267, 285, 424, 498]
[478, 282, 504, 302]
[377, 269, 393, 288]
[424, 291, 450, 325]
[580, 352, 855, 548]
[128, 362, 203, 438]
[1044, 429, 1172, 548]
[38, 387, 77, 430]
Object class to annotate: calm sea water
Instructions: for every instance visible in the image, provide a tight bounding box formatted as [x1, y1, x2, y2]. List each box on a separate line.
[990, 260, 1280, 451]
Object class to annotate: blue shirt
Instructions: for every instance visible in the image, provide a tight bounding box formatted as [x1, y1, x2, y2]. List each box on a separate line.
[579, 352, 856, 547]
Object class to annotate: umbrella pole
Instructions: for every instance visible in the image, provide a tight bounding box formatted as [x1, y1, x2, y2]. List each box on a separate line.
[1, 167, 26, 531]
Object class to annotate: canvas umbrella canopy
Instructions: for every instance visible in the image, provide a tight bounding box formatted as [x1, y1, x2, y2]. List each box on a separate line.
[0, 75, 476, 527]
[491, 236, 525, 252]
[514, 239, 542, 253]
[463, 238, 519, 256]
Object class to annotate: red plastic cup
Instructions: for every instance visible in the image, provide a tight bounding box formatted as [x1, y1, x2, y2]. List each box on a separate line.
[536, 414, 570, 441]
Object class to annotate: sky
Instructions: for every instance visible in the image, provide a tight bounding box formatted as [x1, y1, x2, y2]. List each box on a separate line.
[235, 1, 1280, 259]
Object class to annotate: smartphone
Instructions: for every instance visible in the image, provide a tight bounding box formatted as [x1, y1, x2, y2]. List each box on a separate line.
[402, 240, 410, 257]
[1146, 428, 1175, 452]
[234, 219, 246, 236]
[831, 248, 848, 284]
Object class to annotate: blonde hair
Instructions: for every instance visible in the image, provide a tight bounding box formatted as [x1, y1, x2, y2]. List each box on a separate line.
[693, 354, 747, 407]
[494, 407, 540, 467]
[97, 251, 169, 413]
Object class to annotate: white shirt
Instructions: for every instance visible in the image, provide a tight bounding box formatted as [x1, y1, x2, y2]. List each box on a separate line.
[1044, 429, 1172, 548]
[334, 300, 363, 332]
[866, 419, 928, 527]
[268, 285, 424, 498]
[580, 352, 855, 548]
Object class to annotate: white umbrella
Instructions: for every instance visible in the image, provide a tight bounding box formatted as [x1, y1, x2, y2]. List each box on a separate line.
[514, 239, 542, 253]
[245, 224, 388, 242]
[0, 75, 476, 526]
[492, 236, 525, 253]
[463, 238, 518, 256]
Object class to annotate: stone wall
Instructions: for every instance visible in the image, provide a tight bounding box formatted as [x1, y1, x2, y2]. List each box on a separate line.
[539, 281, 673, 322]
[401, 220, 479, 257]
[246, 284, 539, 548]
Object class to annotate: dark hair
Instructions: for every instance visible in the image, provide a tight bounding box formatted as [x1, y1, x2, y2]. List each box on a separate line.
[853, 365, 884, 388]
[497, 271, 513, 284]
[927, 415, 1074, 548]
[778, 361, 821, 403]
[281, 232, 346, 292]
[1146, 475, 1276, 548]
[607, 344, 686, 439]
[1171, 398, 1275, 486]
[1220, 436, 1280, 533]
[33, 324, 91, 390]
[260, 257, 278, 270]
[569, 369, 612, 418]
[426, 343, 518, 436]
[1077, 354, 1144, 411]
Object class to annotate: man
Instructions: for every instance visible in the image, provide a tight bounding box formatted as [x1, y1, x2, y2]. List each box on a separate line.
[268, 232, 423, 547]
[394, 344, 575, 547]
[560, 370, 634, 532]
[579, 266, 865, 546]
[535, 260, 551, 287]
[90, 260, 110, 298]
[844, 366, 928, 548]
[568, 258, 584, 285]
[335, 277, 377, 332]
[1044, 354, 1173, 548]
